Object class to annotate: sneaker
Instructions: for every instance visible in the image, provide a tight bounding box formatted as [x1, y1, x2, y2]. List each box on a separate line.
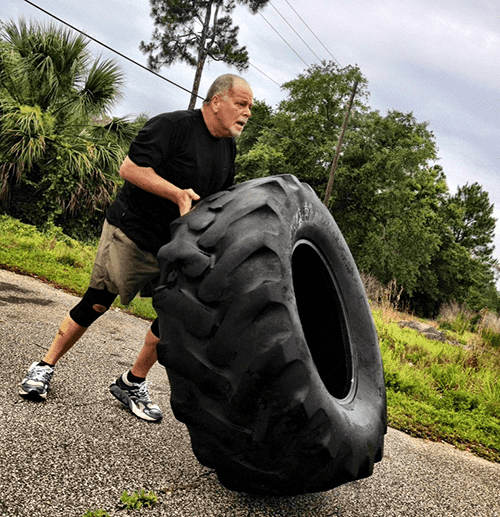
[19, 362, 54, 401]
[110, 373, 162, 422]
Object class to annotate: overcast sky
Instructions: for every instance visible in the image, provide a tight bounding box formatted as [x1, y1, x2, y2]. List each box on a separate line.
[3, 0, 500, 268]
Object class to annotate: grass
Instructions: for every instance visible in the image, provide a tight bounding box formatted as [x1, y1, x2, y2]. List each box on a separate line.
[1, 214, 499, 464]
[374, 307, 500, 463]
[0, 215, 156, 320]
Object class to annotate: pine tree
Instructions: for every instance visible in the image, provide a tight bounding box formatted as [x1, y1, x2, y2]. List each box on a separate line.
[140, 0, 269, 108]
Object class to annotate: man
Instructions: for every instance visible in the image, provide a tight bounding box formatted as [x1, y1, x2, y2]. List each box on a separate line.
[19, 74, 253, 422]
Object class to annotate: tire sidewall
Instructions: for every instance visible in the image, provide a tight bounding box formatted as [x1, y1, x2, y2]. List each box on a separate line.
[286, 181, 386, 435]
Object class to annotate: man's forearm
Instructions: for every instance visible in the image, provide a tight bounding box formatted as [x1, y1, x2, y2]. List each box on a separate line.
[119, 156, 199, 215]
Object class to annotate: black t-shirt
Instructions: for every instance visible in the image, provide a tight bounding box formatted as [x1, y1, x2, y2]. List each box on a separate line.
[106, 109, 236, 254]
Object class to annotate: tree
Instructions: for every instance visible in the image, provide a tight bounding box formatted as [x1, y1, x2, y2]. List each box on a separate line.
[236, 62, 499, 313]
[140, 0, 270, 108]
[236, 63, 444, 295]
[331, 110, 446, 295]
[446, 182, 497, 263]
[0, 19, 135, 239]
[413, 182, 499, 314]
[235, 61, 368, 190]
[233, 99, 282, 182]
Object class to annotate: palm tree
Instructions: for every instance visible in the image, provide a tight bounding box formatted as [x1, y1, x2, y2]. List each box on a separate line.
[0, 19, 135, 238]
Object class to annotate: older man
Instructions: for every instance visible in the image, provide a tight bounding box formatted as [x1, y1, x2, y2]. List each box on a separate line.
[19, 74, 253, 422]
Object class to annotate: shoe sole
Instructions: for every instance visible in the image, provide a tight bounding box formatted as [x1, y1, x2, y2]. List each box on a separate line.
[19, 388, 47, 401]
[109, 384, 161, 422]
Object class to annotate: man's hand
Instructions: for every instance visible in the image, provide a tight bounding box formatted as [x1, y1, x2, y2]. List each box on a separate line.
[176, 188, 201, 216]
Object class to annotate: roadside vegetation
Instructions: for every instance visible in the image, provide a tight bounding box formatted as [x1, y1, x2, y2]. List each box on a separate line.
[1, 214, 499, 464]
[0, 215, 156, 319]
[366, 275, 500, 463]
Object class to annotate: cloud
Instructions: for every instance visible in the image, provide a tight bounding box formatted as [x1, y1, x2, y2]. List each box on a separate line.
[3, 0, 499, 265]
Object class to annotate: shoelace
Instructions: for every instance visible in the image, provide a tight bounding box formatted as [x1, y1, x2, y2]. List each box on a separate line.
[136, 381, 153, 403]
[28, 366, 52, 383]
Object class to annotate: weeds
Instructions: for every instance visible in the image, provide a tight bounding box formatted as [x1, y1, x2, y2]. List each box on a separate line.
[120, 489, 158, 510]
[374, 307, 500, 463]
[81, 490, 158, 516]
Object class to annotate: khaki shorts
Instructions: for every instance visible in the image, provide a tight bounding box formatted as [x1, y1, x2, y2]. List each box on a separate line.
[89, 220, 160, 306]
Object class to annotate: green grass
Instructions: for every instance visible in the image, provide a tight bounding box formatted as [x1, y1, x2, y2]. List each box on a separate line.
[374, 310, 500, 462]
[1, 214, 499, 464]
[0, 215, 156, 320]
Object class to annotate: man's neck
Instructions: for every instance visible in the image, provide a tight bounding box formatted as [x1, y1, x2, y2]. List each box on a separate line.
[201, 104, 224, 138]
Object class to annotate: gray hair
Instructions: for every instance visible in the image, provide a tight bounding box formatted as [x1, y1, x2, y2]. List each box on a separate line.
[203, 74, 249, 104]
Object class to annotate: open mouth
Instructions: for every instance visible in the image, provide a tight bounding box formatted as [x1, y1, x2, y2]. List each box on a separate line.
[236, 121, 245, 128]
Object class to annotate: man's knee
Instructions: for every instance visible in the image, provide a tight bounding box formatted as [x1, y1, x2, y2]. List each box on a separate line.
[70, 287, 117, 327]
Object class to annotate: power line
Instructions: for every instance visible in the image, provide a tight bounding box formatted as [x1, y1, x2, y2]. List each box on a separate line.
[283, 0, 341, 66]
[22, 0, 199, 101]
[17, 0, 307, 148]
[248, 62, 281, 87]
[269, 1, 322, 63]
[257, 11, 310, 68]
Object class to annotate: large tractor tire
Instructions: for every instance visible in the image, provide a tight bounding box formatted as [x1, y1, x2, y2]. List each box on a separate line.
[153, 174, 386, 496]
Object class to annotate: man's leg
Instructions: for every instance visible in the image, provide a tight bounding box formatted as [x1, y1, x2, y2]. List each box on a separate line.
[110, 318, 163, 422]
[130, 326, 160, 379]
[19, 288, 116, 400]
[42, 314, 88, 366]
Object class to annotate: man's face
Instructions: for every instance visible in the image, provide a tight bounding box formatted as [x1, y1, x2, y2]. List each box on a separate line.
[214, 80, 253, 137]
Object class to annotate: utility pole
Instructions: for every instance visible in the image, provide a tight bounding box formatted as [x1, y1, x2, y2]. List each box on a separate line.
[323, 81, 358, 207]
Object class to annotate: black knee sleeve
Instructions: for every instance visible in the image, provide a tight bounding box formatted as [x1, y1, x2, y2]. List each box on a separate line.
[151, 318, 160, 339]
[70, 287, 117, 327]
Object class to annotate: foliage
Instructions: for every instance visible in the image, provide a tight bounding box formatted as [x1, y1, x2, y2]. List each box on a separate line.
[447, 182, 497, 261]
[236, 61, 368, 187]
[82, 510, 110, 517]
[120, 489, 158, 510]
[236, 61, 499, 315]
[140, 0, 270, 108]
[0, 19, 136, 240]
[374, 308, 500, 462]
[438, 304, 500, 349]
[438, 302, 475, 335]
[332, 110, 445, 296]
[412, 183, 498, 314]
[235, 99, 273, 156]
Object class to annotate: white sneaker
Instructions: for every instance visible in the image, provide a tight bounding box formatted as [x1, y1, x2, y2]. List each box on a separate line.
[19, 362, 54, 401]
[110, 373, 162, 422]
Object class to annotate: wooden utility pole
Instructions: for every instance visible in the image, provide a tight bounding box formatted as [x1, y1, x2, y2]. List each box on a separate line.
[323, 81, 358, 207]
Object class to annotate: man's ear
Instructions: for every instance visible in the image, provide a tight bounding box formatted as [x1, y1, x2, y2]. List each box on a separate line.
[210, 94, 221, 113]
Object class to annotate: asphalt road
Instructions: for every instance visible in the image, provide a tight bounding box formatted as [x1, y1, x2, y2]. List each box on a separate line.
[0, 267, 499, 517]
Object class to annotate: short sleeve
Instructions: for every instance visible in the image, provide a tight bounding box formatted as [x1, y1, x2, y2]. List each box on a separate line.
[128, 114, 173, 171]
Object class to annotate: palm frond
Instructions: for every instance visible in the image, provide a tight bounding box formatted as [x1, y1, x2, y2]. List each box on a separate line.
[89, 116, 137, 146]
[78, 58, 125, 115]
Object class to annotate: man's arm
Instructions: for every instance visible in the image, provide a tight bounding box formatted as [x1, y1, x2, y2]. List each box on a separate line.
[119, 156, 200, 216]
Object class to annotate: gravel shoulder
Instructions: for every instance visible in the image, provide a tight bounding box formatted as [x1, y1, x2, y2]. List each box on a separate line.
[1, 267, 499, 517]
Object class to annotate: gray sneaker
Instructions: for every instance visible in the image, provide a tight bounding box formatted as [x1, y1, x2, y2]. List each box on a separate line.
[19, 362, 54, 401]
[110, 373, 162, 422]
